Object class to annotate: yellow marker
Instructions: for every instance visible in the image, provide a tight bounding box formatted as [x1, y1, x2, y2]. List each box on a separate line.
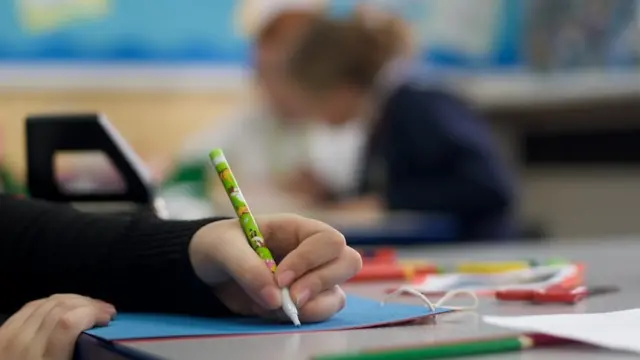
[456, 261, 530, 274]
[396, 260, 533, 275]
[401, 265, 416, 281]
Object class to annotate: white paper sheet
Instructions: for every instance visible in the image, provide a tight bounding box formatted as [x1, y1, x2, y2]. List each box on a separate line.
[484, 309, 640, 354]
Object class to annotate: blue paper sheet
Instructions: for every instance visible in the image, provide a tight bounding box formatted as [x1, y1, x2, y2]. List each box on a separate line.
[86, 295, 450, 341]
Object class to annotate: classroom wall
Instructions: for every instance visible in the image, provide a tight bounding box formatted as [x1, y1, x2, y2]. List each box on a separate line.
[0, 90, 242, 177]
[491, 125, 640, 238]
[523, 169, 640, 238]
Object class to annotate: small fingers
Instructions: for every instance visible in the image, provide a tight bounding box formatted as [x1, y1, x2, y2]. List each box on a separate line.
[34, 295, 115, 336]
[275, 226, 347, 288]
[0, 294, 115, 360]
[298, 286, 347, 324]
[214, 285, 348, 325]
[219, 244, 282, 310]
[202, 220, 281, 310]
[289, 247, 362, 307]
[0, 300, 43, 359]
[1, 295, 92, 355]
[252, 288, 347, 325]
[43, 304, 112, 360]
[0, 298, 46, 337]
[214, 282, 262, 317]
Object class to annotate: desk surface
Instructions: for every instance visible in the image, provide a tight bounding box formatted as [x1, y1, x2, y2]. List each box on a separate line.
[126, 238, 640, 359]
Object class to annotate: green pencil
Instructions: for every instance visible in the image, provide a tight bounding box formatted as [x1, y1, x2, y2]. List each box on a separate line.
[312, 334, 567, 360]
[209, 148, 301, 326]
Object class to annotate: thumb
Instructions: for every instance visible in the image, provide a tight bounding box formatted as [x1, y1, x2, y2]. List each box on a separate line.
[205, 222, 282, 310]
[223, 244, 282, 310]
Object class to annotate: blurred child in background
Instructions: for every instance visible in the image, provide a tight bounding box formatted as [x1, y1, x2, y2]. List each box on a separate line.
[285, 12, 516, 240]
[164, 0, 366, 217]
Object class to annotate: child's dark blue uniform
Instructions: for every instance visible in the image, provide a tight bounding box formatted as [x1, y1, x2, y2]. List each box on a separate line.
[357, 63, 515, 240]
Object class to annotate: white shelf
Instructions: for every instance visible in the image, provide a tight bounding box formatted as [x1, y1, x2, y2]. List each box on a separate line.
[0, 63, 251, 93]
[0, 64, 638, 109]
[454, 71, 640, 109]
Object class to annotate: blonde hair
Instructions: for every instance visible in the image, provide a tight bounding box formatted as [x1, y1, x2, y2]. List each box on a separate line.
[236, 0, 324, 39]
[288, 11, 413, 91]
[256, 10, 319, 47]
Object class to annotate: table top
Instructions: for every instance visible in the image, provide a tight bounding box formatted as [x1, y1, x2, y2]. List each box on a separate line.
[125, 237, 640, 360]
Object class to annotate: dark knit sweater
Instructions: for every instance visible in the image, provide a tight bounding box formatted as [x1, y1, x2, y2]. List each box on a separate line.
[0, 195, 230, 317]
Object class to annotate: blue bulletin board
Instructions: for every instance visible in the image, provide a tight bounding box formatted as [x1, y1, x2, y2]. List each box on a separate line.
[0, 0, 249, 64]
[0, 0, 522, 69]
[0, 0, 635, 90]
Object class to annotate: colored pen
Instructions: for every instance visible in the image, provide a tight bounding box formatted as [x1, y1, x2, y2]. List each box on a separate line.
[532, 285, 620, 304]
[455, 261, 531, 274]
[452, 259, 569, 274]
[209, 149, 300, 326]
[350, 262, 437, 282]
[495, 285, 620, 304]
[312, 333, 572, 360]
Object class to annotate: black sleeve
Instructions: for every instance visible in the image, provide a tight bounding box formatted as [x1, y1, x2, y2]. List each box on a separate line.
[383, 89, 514, 215]
[0, 195, 231, 317]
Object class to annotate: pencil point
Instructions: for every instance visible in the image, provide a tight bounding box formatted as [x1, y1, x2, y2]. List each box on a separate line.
[280, 288, 300, 326]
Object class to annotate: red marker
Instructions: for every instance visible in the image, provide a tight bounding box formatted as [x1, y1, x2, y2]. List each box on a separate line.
[496, 285, 620, 304]
[495, 282, 571, 302]
[495, 288, 537, 301]
[532, 285, 620, 304]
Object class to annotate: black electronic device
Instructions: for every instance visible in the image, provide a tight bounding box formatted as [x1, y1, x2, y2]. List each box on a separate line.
[26, 113, 167, 216]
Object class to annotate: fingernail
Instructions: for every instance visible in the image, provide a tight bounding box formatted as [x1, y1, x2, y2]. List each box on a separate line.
[100, 304, 116, 313]
[277, 270, 296, 287]
[260, 286, 282, 309]
[94, 299, 114, 308]
[295, 289, 311, 307]
[99, 305, 117, 319]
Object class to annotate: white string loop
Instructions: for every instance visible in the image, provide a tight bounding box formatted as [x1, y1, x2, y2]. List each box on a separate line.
[381, 287, 479, 312]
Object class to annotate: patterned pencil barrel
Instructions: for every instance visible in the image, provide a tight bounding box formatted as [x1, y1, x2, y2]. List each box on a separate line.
[209, 149, 277, 272]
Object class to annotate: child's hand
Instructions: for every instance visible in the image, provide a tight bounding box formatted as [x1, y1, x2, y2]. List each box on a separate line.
[0, 294, 115, 360]
[189, 215, 362, 323]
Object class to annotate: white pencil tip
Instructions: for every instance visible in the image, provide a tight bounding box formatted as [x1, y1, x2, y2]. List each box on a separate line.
[280, 288, 301, 326]
[292, 315, 301, 327]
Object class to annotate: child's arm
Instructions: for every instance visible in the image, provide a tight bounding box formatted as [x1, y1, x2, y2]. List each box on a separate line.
[0, 195, 228, 316]
[0, 196, 362, 325]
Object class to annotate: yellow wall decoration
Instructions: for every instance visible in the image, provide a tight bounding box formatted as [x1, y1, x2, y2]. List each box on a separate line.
[16, 0, 110, 34]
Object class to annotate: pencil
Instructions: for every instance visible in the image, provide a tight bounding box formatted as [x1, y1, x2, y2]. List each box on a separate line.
[312, 334, 570, 360]
[209, 149, 300, 326]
